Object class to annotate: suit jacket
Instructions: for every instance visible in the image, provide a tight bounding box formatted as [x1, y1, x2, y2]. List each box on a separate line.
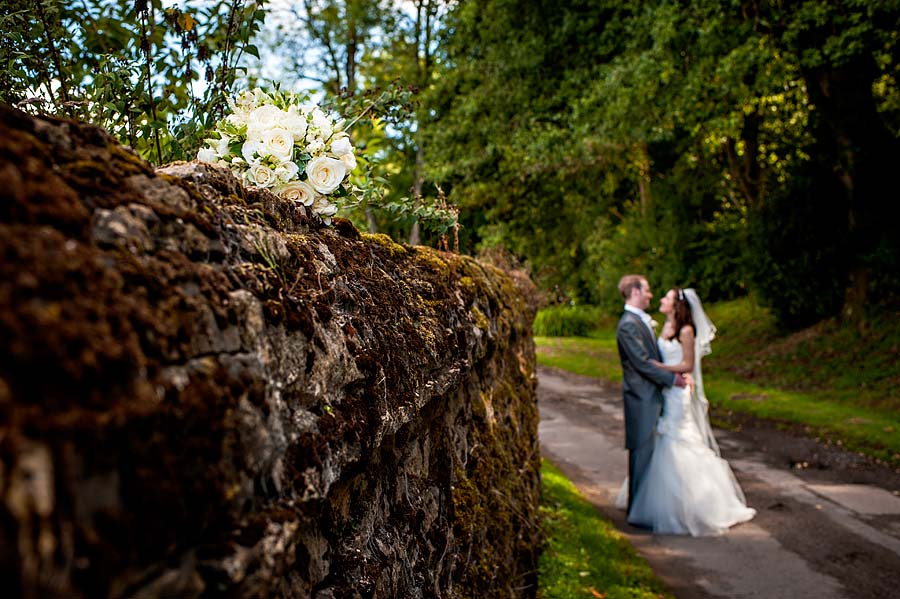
[616, 311, 675, 449]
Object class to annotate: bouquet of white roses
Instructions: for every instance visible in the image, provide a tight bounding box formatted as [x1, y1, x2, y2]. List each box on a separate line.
[196, 87, 357, 225]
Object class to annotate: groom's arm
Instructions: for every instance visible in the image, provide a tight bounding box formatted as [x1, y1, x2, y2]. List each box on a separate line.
[617, 321, 677, 388]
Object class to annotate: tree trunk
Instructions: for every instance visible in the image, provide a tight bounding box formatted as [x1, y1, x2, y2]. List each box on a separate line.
[800, 54, 900, 321]
[724, 108, 762, 208]
[409, 143, 425, 245]
[409, 221, 421, 245]
[408, 0, 433, 246]
[365, 206, 378, 233]
[636, 143, 651, 214]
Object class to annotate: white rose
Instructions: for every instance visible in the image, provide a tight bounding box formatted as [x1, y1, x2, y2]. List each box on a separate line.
[214, 135, 231, 157]
[306, 138, 325, 155]
[278, 180, 318, 206]
[247, 104, 287, 135]
[197, 147, 217, 163]
[247, 162, 277, 188]
[312, 197, 338, 216]
[310, 108, 333, 139]
[282, 107, 308, 141]
[234, 88, 266, 112]
[226, 110, 249, 127]
[330, 135, 352, 156]
[312, 196, 338, 225]
[340, 151, 357, 171]
[263, 127, 295, 161]
[242, 138, 265, 163]
[305, 156, 347, 195]
[274, 160, 299, 182]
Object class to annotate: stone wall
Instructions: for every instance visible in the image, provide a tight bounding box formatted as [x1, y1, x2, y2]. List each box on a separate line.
[0, 105, 540, 599]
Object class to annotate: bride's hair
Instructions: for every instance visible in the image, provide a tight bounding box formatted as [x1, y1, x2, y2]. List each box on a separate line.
[668, 287, 696, 341]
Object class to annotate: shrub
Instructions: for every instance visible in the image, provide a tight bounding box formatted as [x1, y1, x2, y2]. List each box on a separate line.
[533, 305, 607, 337]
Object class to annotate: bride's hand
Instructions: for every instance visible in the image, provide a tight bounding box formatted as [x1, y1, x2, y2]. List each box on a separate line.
[684, 373, 694, 388]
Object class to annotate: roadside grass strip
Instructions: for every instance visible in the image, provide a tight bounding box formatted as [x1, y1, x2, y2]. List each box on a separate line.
[539, 460, 673, 599]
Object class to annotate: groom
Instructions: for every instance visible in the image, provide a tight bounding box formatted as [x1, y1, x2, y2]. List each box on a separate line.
[616, 275, 686, 521]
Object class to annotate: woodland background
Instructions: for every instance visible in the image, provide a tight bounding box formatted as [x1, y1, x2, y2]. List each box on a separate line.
[3, 0, 900, 327]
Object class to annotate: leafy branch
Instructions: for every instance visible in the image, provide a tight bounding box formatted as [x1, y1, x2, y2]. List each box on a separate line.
[381, 185, 460, 252]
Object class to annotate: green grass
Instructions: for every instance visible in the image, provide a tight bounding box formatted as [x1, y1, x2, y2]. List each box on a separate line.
[535, 335, 622, 382]
[539, 459, 672, 599]
[535, 298, 900, 468]
[703, 299, 900, 413]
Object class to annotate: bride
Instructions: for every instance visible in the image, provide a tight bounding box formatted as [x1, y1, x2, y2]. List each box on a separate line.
[615, 287, 756, 535]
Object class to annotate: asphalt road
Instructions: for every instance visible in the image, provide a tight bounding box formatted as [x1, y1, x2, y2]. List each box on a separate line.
[537, 365, 900, 599]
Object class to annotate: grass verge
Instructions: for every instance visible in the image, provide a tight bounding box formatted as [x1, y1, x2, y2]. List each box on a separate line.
[535, 336, 622, 383]
[535, 298, 900, 468]
[539, 459, 672, 599]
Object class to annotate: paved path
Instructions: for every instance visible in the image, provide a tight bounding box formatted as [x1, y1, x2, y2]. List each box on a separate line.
[537, 366, 900, 599]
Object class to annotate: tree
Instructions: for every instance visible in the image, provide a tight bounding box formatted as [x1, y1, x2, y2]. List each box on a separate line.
[757, 1, 900, 320]
[270, 0, 453, 242]
[426, 0, 900, 321]
[0, 0, 268, 164]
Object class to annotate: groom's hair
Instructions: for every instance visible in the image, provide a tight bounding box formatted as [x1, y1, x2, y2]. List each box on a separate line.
[618, 274, 646, 300]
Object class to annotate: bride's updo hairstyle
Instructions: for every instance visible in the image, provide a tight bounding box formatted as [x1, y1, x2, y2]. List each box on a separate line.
[668, 287, 696, 341]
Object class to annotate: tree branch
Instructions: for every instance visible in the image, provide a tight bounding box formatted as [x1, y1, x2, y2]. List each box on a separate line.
[35, 0, 70, 111]
[137, 4, 162, 163]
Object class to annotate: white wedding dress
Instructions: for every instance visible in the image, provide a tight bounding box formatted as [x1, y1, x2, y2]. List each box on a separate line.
[615, 336, 756, 536]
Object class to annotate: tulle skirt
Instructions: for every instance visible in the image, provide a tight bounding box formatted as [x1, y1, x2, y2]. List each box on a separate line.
[615, 433, 756, 536]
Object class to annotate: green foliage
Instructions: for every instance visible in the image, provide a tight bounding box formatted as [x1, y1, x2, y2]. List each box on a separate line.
[426, 0, 616, 287]
[325, 81, 460, 239]
[264, 0, 454, 244]
[379, 192, 459, 237]
[539, 459, 674, 599]
[426, 0, 900, 323]
[1, 0, 268, 164]
[533, 305, 609, 338]
[1, 1, 456, 240]
[5, 0, 900, 302]
[743, 164, 849, 328]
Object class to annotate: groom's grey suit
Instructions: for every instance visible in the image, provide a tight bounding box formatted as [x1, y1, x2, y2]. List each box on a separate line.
[616, 310, 676, 517]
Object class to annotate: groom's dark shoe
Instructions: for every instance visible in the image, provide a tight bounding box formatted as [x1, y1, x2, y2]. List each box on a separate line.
[625, 514, 653, 531]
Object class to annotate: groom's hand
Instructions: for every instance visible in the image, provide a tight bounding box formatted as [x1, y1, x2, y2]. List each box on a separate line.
[673, 373, 687, 387]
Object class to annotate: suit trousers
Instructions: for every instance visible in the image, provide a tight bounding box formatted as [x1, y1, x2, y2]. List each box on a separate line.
[627, 436, 655, 521]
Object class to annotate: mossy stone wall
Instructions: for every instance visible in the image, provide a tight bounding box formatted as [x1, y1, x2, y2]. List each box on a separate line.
[0, 105, 540, 599]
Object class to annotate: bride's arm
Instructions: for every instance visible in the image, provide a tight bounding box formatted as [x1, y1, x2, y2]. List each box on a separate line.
[650, 326, 695, 373]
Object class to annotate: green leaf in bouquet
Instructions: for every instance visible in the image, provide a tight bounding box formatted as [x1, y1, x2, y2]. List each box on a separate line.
[219, 121, 244, 137]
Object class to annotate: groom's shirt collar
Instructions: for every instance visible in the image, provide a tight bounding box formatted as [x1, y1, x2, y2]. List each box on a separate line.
[624, 304, 655, 336]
